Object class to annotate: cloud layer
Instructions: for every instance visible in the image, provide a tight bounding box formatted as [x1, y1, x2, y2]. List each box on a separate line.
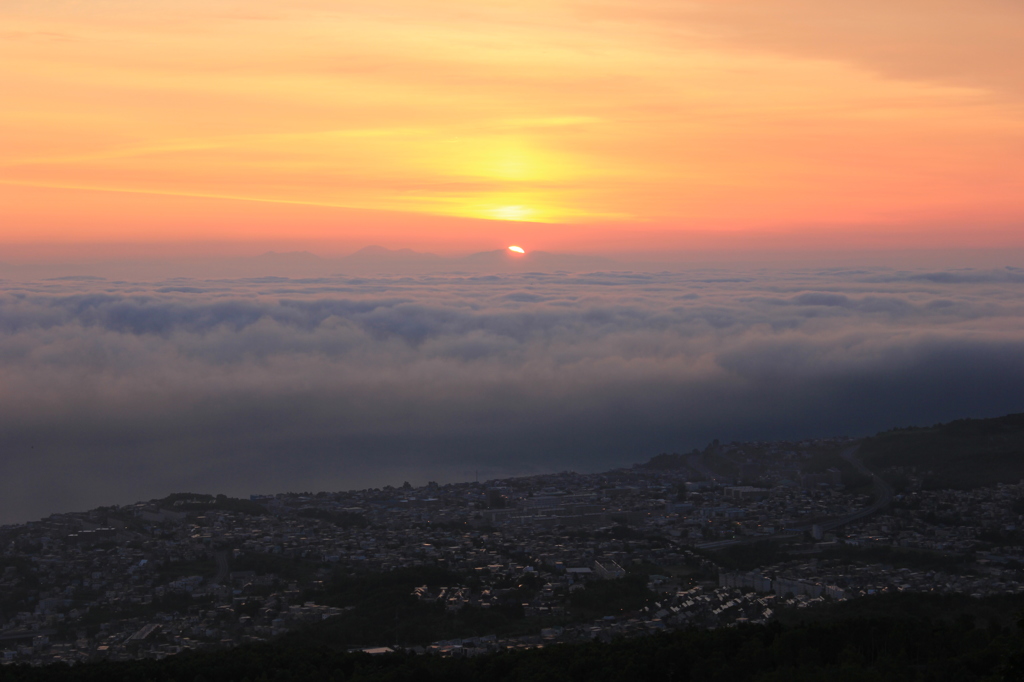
[2, 264, 1024, 523]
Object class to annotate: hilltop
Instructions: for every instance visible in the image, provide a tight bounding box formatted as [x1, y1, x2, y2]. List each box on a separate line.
[860, 412, 1024, 489]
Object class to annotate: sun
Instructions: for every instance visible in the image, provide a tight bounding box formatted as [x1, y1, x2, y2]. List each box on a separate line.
[492, 205, 532, 221]
[508, 245, 526, 254]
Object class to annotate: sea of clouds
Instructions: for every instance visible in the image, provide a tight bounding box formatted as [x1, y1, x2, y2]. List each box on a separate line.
[2, 264, 1024, 523]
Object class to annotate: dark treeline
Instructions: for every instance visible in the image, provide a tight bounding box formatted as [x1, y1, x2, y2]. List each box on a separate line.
[861, 412, 1024, 490]
[295, 508, 369, 528]
[154, 494, 267, 516]
[6, 598, 1024, 681]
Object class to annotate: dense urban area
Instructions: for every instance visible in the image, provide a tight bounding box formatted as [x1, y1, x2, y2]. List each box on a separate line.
[5, 426, 1024, 668]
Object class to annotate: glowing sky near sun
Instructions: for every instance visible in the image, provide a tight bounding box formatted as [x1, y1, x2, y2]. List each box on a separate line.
[2, 0, 1024, 255]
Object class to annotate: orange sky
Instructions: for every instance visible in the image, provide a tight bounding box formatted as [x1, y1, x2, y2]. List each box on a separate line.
[3, 0, 1024, 257]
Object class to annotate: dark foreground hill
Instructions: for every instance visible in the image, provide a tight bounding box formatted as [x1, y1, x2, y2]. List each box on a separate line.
[860, 412, 1024, 489]
[5, 593, 1024, 682]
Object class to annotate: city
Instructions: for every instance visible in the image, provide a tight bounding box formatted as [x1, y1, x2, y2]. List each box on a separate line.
[5, 432, 1024, 666]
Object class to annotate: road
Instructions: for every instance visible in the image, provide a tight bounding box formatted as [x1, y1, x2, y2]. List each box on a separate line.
[782, 444, 893, 532]
[211, 549, 230, 586]
[687, 454, 729, 485]
[696, 444, 894, 549]
[836, 444, 894, 522]
[0, 629, 56, 643]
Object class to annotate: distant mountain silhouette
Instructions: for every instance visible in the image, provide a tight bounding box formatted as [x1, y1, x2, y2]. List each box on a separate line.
[218, 250, 335, 277]
[458, 249, 615, 271]
[251, 250, 323, 263]
[0, 246, 625, 280]
[341, 245, 443, 263]
[335, 246, 615, 274]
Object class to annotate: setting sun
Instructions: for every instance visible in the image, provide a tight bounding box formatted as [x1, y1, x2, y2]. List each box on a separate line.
[1, 0, 1024, 255]
[490, 206, 535, 222]
[508, 246, 526, 254]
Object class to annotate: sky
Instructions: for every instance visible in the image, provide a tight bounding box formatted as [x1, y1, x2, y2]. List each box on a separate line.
[3, 0, 1024, 256]
[3, 2, 1024, 523]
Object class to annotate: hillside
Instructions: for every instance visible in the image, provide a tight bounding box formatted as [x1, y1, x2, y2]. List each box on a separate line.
[859, 413, 1024, 489]
[4, 593, 1024, 681]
